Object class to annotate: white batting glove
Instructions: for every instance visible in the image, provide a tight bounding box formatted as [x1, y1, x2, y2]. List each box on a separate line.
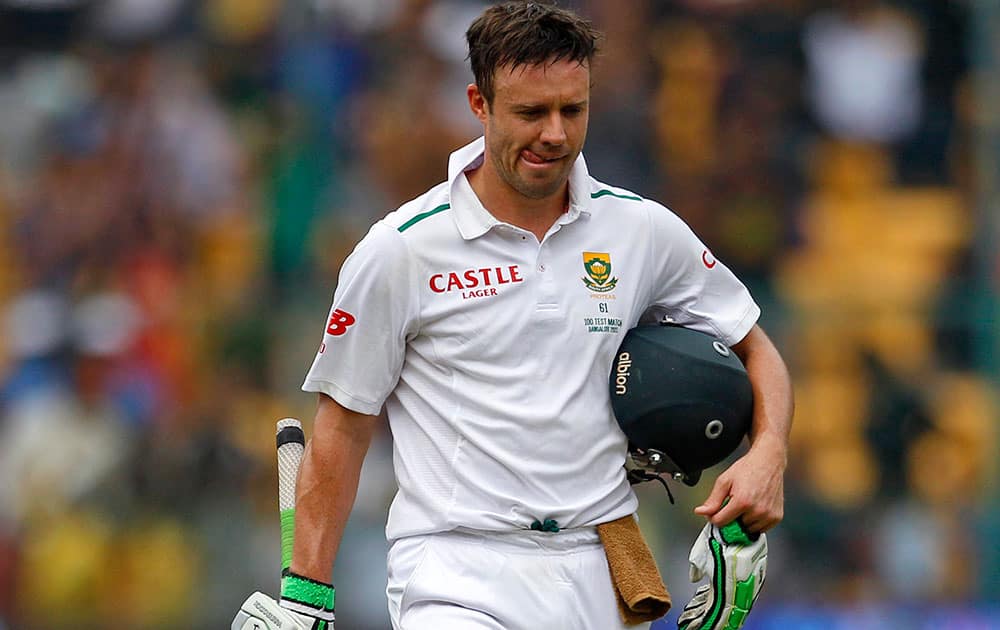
[677, 521, 767, 630]
[232, 591, 328, 630]
[232, 571, 335, 630]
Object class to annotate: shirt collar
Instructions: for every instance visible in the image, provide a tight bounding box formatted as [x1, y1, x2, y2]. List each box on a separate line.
[448, 136, 592, 241]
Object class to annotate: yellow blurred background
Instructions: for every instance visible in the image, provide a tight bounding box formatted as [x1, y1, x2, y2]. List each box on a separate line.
[0, 1, 997, 628]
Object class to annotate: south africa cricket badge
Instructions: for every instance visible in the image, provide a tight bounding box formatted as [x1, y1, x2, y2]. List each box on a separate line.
[582, 251, 618, 293]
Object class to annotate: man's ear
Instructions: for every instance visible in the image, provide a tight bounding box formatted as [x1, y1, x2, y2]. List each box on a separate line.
[467, 83, 488, 124]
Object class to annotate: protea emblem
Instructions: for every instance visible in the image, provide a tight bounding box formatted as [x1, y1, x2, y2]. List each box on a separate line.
[582, 251, 618, 292]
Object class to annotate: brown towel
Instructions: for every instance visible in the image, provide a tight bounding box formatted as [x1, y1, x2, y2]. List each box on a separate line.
[597, 514, 672, 625]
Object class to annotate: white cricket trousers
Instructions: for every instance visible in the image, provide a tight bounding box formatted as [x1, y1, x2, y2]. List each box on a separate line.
[386, 526, 651, 630]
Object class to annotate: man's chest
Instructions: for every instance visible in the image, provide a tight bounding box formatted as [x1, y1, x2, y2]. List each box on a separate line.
[412, 230, 650, 363]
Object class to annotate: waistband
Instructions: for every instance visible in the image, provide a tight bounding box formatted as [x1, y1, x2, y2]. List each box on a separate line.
[438, 526, 602, 553]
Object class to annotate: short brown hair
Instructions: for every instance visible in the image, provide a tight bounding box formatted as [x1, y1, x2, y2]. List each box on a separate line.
[466, 1, 602, 105]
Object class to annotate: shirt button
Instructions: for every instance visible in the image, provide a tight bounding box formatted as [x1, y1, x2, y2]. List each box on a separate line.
[538, 264, 546, 272]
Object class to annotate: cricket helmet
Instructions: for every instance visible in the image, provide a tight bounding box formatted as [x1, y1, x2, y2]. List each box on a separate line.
[609, 323, 754, 486]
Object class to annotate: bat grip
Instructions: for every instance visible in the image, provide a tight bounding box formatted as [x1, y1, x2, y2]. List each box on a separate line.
[276, 418, 305, 573]
[280, 508, 296, 571]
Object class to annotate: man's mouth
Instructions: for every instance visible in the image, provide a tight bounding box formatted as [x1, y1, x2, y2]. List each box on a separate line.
[521, 149, 565, 165]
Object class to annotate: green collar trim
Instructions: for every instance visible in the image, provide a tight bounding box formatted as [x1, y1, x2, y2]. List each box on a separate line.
[398, 203, 451, 232]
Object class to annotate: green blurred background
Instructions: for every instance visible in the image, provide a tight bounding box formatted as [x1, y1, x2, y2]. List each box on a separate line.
[0, 0, 996, 628]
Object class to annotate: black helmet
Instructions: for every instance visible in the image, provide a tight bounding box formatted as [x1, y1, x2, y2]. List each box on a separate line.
[609, 323, 753, 486]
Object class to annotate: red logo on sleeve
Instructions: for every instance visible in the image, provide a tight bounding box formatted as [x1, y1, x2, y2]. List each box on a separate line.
[326, 309, 356, 336]
[702, 250, 717, 269]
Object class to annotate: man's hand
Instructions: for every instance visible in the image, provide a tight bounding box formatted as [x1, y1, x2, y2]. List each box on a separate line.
[232, 591, 333, 630]
[693, 436, 785, 533]
[677, 521, 767, 630]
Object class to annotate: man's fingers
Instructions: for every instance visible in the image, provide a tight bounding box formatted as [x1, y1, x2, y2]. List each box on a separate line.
[738, 502, 783, 533]
[739, 514, 769, 534]
[745, 514, 781, 534]
[708, 497, 745, 527]
[748, 508, 780, 531]
[694, 477, 732, 517]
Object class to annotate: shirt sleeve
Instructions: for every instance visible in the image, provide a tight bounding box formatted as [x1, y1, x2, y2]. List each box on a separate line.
[642, 202, 760, 346]
[301, 221, 419, 415]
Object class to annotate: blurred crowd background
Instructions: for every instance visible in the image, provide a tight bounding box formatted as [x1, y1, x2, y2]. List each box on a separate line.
[0, 0, 997, 628]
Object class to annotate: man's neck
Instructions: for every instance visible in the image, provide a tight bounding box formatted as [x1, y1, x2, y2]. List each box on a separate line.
[465, 167, 569, 242]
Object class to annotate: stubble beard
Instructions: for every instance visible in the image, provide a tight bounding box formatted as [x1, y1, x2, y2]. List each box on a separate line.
[494, 150, 569, 201]
[510, 171, 564, 200]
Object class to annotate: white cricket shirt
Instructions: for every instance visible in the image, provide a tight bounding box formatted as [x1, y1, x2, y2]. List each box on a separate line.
[303, 137, 760, 541]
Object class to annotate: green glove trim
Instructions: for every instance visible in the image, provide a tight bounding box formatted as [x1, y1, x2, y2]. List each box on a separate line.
[722, 574, 756, 630]
[280, 508, 295, 571]
[281, 571, 335, 611]
[719, 520, 754, 546]
[680, 537, 727, 630]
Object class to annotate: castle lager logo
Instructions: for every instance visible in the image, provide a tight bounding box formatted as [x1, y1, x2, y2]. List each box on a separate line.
[428, 265, 524, 300]
[581, 251, 618, 293]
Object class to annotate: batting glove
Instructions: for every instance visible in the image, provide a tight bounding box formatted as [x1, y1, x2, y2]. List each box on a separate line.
[677, 521, 766, 630]
[231, 571, 335, 630]
[232, 591, 331, 630]
[279, 570, 335, 629]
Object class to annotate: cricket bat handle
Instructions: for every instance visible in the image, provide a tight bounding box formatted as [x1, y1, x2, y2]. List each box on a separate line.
[276, 418, 305, 573]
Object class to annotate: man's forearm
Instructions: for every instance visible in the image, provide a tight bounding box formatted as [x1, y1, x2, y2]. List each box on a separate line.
[290, 394, 379, 582]
[690, 324, 793, 531]
[733, 325, 793, 459]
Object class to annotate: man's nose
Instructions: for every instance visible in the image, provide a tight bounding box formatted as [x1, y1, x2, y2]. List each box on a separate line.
[539, 112, 567, 145]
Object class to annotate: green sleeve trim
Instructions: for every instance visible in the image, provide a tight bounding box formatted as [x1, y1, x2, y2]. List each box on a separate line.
[280, 508, 295, 571]
[398, 203, 450, 232]
[591, 189, 643, 202]
[281, 572, 335, 610]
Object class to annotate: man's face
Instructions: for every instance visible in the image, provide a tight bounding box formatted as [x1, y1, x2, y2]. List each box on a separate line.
[469, 59, 590, 201]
